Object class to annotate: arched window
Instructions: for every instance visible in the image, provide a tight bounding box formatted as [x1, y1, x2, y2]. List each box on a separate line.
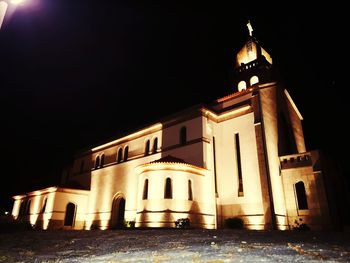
[164, 178, 172, 199]
[25, 199, 31, 215]
[80, 160, 85, 173]
[250, 75, 259, 86]
[100, 154, 105, 167]
[152, 137, 158, 154]
[145, 140, 150, 156]
[124, 146, 129, 161]
[238, 80, 247, 91]
[19, 200, 26, 216]
[180, 127, 187, 145]
[64, 202, 76, 227]
[117, 148, 123, 163]
[295, 181, 308, 210]
[41, 198, 47, 213]
[188, 180, 193, 201]
[95, 156, 100, 169]
[142, 179, 149, 200]
[111, 196, 126, 229]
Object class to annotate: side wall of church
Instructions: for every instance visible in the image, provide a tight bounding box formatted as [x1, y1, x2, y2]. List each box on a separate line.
[83, 116, 206, 229]
[136, 167, 215, 228]
[12, 189, 88, 230]
[281, 152, 332, 230]
[207, 111, 266, 229]
[50, 191, 88, 230]
[259, 85, 288, 229]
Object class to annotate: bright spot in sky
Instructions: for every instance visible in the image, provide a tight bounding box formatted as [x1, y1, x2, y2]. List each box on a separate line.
[10, 0, 25, 5]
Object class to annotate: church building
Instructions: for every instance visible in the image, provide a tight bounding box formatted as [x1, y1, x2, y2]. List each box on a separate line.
[11, 23, 341, 231]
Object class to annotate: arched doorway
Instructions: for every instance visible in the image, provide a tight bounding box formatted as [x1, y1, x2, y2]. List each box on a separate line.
[295, 181, 308, 210]
[110, 196, 126, 229]
[64, 202, 76, 227]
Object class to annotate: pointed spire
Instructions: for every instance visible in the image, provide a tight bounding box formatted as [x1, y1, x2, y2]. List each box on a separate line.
[247, 20, 253, 37]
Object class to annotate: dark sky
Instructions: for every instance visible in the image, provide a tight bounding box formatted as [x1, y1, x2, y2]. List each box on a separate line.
[0, 1, 344, 211]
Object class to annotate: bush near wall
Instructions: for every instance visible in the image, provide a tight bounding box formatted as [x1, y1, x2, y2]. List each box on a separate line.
[293, 218, 310, 231]
[175, 218, 190, 229]
[123, 220, 135, 229]
[224, 217, 244, 229]
[0, 216, 33, 233]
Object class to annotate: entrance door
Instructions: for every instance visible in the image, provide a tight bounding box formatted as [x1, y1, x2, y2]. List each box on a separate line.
[64, 202, 76, 227]
[110, 196, 126, 229]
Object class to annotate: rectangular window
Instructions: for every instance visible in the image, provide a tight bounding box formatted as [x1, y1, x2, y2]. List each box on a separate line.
[142, 179, 148, 200]
[213, 136, 218, 196]
[165, 178, 172, 199]
[235, 133, 244, 197]
[188, 180, 193, 201]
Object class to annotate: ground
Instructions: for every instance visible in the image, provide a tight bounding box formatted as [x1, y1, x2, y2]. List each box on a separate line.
[1, 229, 350, 262]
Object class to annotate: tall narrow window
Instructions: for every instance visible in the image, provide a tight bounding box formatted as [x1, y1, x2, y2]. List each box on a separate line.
[188, 180, 193, 201]
[180, 126, 187, 145]
[164, 178, 172, 199]
[100, 154, 105, 167]
[26, 200, 31, 215]
[41, 198, 47, 213]
[235, 133, 244, 196]
[152, 137, 158, 154]
[213, 136, 218, 196]
[117, 148, 123, 163]
[19, 201, 25, 216]
[124, 146, 129, 161]
[142, 179, 149, 200]
[295, 181, 308, 210]
[95, 156, 100, 169]
[145, 140, 150, 156]
[80, 160, 85, 173]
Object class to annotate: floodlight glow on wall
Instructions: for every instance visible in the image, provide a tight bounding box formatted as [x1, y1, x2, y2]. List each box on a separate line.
[10, 0, 25, 4]
[0, 1, 8, 28]
[0, 0, 27, 29]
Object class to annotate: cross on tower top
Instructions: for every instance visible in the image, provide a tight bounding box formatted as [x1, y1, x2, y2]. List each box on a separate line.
[247, 20, 253, 36]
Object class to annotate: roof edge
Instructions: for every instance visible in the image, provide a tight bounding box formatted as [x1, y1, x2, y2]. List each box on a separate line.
[284, 89, 303, 120]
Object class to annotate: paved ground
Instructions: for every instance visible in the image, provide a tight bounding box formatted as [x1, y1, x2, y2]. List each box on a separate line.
[0, 229, 350, 262]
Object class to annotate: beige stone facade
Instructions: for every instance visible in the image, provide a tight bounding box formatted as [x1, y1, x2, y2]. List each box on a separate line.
[11, 32, 340, 231]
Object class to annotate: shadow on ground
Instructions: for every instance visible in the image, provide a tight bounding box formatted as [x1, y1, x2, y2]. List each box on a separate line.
[1, 229, 350, 262]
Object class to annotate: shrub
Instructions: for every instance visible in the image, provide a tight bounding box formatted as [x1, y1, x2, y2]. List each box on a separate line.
[175, 218, 190, 229]
[297, 223, 311, 231]
[0, 216, 34, 233]
[224, 217, 244, 229]
[90, 224, 100, 230]
[123, 220, 135, 229]
[293, 218, 310, 231]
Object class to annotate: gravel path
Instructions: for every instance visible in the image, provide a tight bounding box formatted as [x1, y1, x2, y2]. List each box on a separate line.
[1, 229, 349, 262]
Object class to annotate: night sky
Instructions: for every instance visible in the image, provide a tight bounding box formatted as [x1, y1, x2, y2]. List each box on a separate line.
[0, 1, 344, 212]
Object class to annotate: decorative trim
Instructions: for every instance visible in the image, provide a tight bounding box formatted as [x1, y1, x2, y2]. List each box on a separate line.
[137, 209, 215, 217]
[202, 105, 252, 123]
[284, 89, 303, 120]
[136, 161, 208, 176]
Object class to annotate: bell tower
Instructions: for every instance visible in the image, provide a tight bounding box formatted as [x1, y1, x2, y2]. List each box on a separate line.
[234, 21, 274, 92]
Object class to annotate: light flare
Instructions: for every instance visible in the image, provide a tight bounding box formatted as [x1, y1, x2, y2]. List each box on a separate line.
[0, 1, 8, 29]
[10, 0, 25, 5]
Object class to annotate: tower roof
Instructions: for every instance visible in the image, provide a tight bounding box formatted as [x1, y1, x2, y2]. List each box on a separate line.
[235, 21, 273, 68]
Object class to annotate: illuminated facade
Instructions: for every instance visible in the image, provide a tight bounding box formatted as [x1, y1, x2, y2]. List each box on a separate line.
[12, 25, 340, 231]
